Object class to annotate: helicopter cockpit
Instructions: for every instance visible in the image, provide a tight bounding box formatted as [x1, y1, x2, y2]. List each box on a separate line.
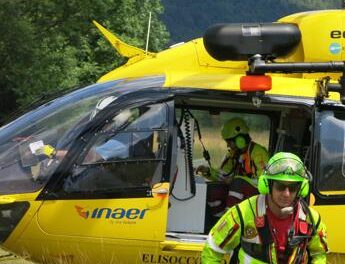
[0, 76, 165, 195]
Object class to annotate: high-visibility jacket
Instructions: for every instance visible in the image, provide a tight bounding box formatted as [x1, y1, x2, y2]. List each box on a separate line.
[209, 141, 269, 182]
[202, 195, 328, 264]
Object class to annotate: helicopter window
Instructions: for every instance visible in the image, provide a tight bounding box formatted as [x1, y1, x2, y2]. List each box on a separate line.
[273, 108, 311, 162]
[0, 78, 166, 195]
[127, 105, 167, 130]
[317, 110, 345, 194]
[81, 130, 165, 164]
[186, 109, 270, 169]
[83, 133, 131, 163]
[132, 131, 163, 159]
[0, 82, 123, 194]
[63, 103, 168, 195]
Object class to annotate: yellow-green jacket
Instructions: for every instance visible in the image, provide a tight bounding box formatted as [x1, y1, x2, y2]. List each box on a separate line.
[202, 195, 328, 263]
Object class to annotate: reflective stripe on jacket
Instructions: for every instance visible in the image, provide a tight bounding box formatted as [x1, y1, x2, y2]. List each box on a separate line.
[202, 195, 328, 264]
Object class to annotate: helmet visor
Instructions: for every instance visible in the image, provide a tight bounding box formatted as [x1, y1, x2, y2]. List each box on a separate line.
[265, 158, 307, 179]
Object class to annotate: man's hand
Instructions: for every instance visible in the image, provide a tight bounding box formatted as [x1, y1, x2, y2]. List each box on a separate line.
[196, 165, 211, 177]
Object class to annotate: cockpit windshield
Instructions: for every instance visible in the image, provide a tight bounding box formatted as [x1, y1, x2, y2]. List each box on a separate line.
[0, 76, 165, 194]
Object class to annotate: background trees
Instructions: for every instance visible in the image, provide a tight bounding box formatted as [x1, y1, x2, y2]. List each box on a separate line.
[0, 0, 169, 122]
[1, 0, 343, 123]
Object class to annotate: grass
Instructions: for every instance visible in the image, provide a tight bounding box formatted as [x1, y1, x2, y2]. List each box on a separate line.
[0, 249, 33, 263]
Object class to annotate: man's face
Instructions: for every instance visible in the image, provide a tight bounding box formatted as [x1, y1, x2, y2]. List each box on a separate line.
[271, 180, 300, 208]
[225, 138, 237, 150]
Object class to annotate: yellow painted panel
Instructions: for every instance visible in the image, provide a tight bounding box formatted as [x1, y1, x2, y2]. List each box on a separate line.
[312, 204, 345, 253]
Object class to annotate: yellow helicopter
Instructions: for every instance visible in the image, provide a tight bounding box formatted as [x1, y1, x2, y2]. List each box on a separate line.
[0, 9, 344, 264]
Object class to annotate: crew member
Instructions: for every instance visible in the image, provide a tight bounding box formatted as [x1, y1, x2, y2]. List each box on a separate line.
[202, 152, 328, 264]
[197, 118, 269, 215]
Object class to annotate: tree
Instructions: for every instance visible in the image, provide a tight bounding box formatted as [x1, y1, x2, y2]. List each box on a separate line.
[0, 0, 169, 122]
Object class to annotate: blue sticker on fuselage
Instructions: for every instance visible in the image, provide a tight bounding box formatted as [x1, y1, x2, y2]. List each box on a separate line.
[329, 43, 341, 54]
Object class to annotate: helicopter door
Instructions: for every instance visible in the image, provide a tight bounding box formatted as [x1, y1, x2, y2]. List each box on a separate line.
[312, 107, 345, 254]
[34, 97, 173, 262]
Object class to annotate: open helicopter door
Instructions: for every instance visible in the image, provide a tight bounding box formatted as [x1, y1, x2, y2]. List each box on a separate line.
[312, 106, 345, 254]
[30, 91, 174, 263]
[168, 117, 207, 234]
[157, 109, 209, 262]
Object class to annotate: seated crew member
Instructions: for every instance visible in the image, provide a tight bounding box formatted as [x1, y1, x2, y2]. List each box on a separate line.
[202, 152, 328, 264]
[197, 118, 269, 216]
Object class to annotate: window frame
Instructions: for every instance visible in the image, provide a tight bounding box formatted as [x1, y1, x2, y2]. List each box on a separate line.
[313, 103, 345, 205]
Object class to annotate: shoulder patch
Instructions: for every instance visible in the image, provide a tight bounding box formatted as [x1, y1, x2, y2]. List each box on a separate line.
[244, 225, 257, 239]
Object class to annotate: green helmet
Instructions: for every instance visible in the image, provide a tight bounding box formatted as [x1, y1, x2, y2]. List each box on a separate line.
[221, 118, 249, 140]
[258, 152, 310, 197]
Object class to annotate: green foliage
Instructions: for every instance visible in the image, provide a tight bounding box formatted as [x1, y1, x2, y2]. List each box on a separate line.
[1, 0, 343, 123]
[161, 0, 341, 44]
[0, 0, 169, 122]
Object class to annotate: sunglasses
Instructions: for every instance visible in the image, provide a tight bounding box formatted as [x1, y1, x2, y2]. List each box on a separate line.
[273, 181, 301, 193]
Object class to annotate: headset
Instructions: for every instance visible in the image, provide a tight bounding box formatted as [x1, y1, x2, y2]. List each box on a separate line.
[233, 134, 248, 149]
[234, 135, 247, 149]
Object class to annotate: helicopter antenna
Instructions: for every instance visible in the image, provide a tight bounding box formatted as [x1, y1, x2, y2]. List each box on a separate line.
[145, 11, 152, 54]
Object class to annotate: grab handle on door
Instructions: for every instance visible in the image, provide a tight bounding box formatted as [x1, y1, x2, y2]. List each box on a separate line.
[151, 188, 169, 198]
[152, 188, 168, 194]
